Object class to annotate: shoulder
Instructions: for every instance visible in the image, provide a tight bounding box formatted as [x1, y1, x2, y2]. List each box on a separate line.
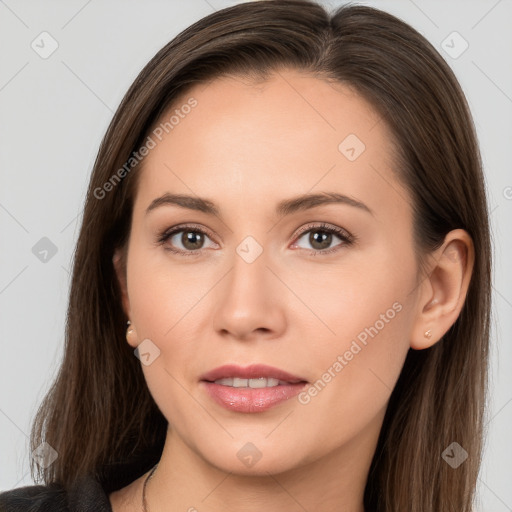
[0, 474, 112, 512]
[0, 482, 66, 511]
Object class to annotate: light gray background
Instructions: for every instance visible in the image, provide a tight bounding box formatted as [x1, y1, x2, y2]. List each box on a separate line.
[1, 0, 511, 509]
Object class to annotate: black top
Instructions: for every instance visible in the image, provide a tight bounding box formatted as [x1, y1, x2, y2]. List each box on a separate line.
[0, 449, 163, 512]
[0, 474, 113, 512]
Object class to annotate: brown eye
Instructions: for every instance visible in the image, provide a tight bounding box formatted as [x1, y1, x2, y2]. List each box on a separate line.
[157, 225, 217, 255]
[292, 223, 354, 255]
[179, 230, 205, 250]
[307, 230, 334, 251]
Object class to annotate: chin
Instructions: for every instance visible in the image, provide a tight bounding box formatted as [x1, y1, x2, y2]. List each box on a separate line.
[196, 437, 308, 477]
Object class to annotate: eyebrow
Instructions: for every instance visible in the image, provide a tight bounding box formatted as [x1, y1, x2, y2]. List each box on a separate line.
[145, 192, 373, 218]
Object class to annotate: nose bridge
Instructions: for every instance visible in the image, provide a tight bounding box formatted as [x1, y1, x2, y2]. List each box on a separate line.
[212, 234, 285, 338]
[226, 235, 271, 306]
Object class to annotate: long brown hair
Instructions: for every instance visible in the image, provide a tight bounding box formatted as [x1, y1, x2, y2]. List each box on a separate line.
[29, 1, 491, 510]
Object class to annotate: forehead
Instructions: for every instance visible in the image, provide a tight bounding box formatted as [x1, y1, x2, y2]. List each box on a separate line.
[161, 70, 384, 156]
[135, 69, 406, 221]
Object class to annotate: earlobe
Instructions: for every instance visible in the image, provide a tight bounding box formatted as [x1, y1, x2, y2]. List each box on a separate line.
[125, 320, 139, 348]
[410, 229, 474, 350]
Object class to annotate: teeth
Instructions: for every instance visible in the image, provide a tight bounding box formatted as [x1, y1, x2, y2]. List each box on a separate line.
[214, 377, 284, 388]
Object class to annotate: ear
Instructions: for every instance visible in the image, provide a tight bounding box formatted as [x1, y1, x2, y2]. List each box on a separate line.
[410, 229, 474, 350]
[113, 247, 131, 320]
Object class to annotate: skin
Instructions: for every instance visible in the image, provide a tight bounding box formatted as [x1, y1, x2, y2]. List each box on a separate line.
[110, 69, 474, 512]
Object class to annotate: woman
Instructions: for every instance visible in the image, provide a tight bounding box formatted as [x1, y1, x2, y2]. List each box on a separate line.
[0, 1, 491, 511]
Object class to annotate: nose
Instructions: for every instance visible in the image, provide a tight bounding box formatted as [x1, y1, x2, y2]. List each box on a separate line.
[212, 244, 287, 342]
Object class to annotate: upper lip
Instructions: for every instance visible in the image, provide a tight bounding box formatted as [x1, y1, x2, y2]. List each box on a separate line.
[200, 364, 308, 383]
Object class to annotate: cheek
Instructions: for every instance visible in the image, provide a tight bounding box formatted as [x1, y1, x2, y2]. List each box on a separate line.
[125, 250, 205, 424]
[299, 283, 412, 395]
[292, 254, 417, 437]
[280, 236, 416, 348]
[125, 243, 216, 414]
[126, 238, 212, 340]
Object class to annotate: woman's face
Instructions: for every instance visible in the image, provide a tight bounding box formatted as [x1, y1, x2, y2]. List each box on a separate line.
[117, 70, 424, 476]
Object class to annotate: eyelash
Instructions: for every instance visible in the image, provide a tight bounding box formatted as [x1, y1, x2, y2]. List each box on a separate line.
[156, 222, 355, 257]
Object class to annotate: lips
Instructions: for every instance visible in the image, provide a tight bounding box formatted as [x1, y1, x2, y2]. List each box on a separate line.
[199, 364, 309, 413]
[199, 364, 308, 384]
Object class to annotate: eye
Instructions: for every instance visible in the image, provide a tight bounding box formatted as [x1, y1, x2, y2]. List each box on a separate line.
[291, 223, 354, 255]
[156, 224, 217, 256]
[156, 222, 355, 257]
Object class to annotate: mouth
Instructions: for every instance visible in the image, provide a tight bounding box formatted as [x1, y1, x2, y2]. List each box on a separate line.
[208, 377, 300, 388]
[199, 364, 308, 413]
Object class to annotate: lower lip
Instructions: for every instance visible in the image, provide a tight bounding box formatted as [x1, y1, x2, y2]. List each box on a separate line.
[201, 381, 308, 413]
